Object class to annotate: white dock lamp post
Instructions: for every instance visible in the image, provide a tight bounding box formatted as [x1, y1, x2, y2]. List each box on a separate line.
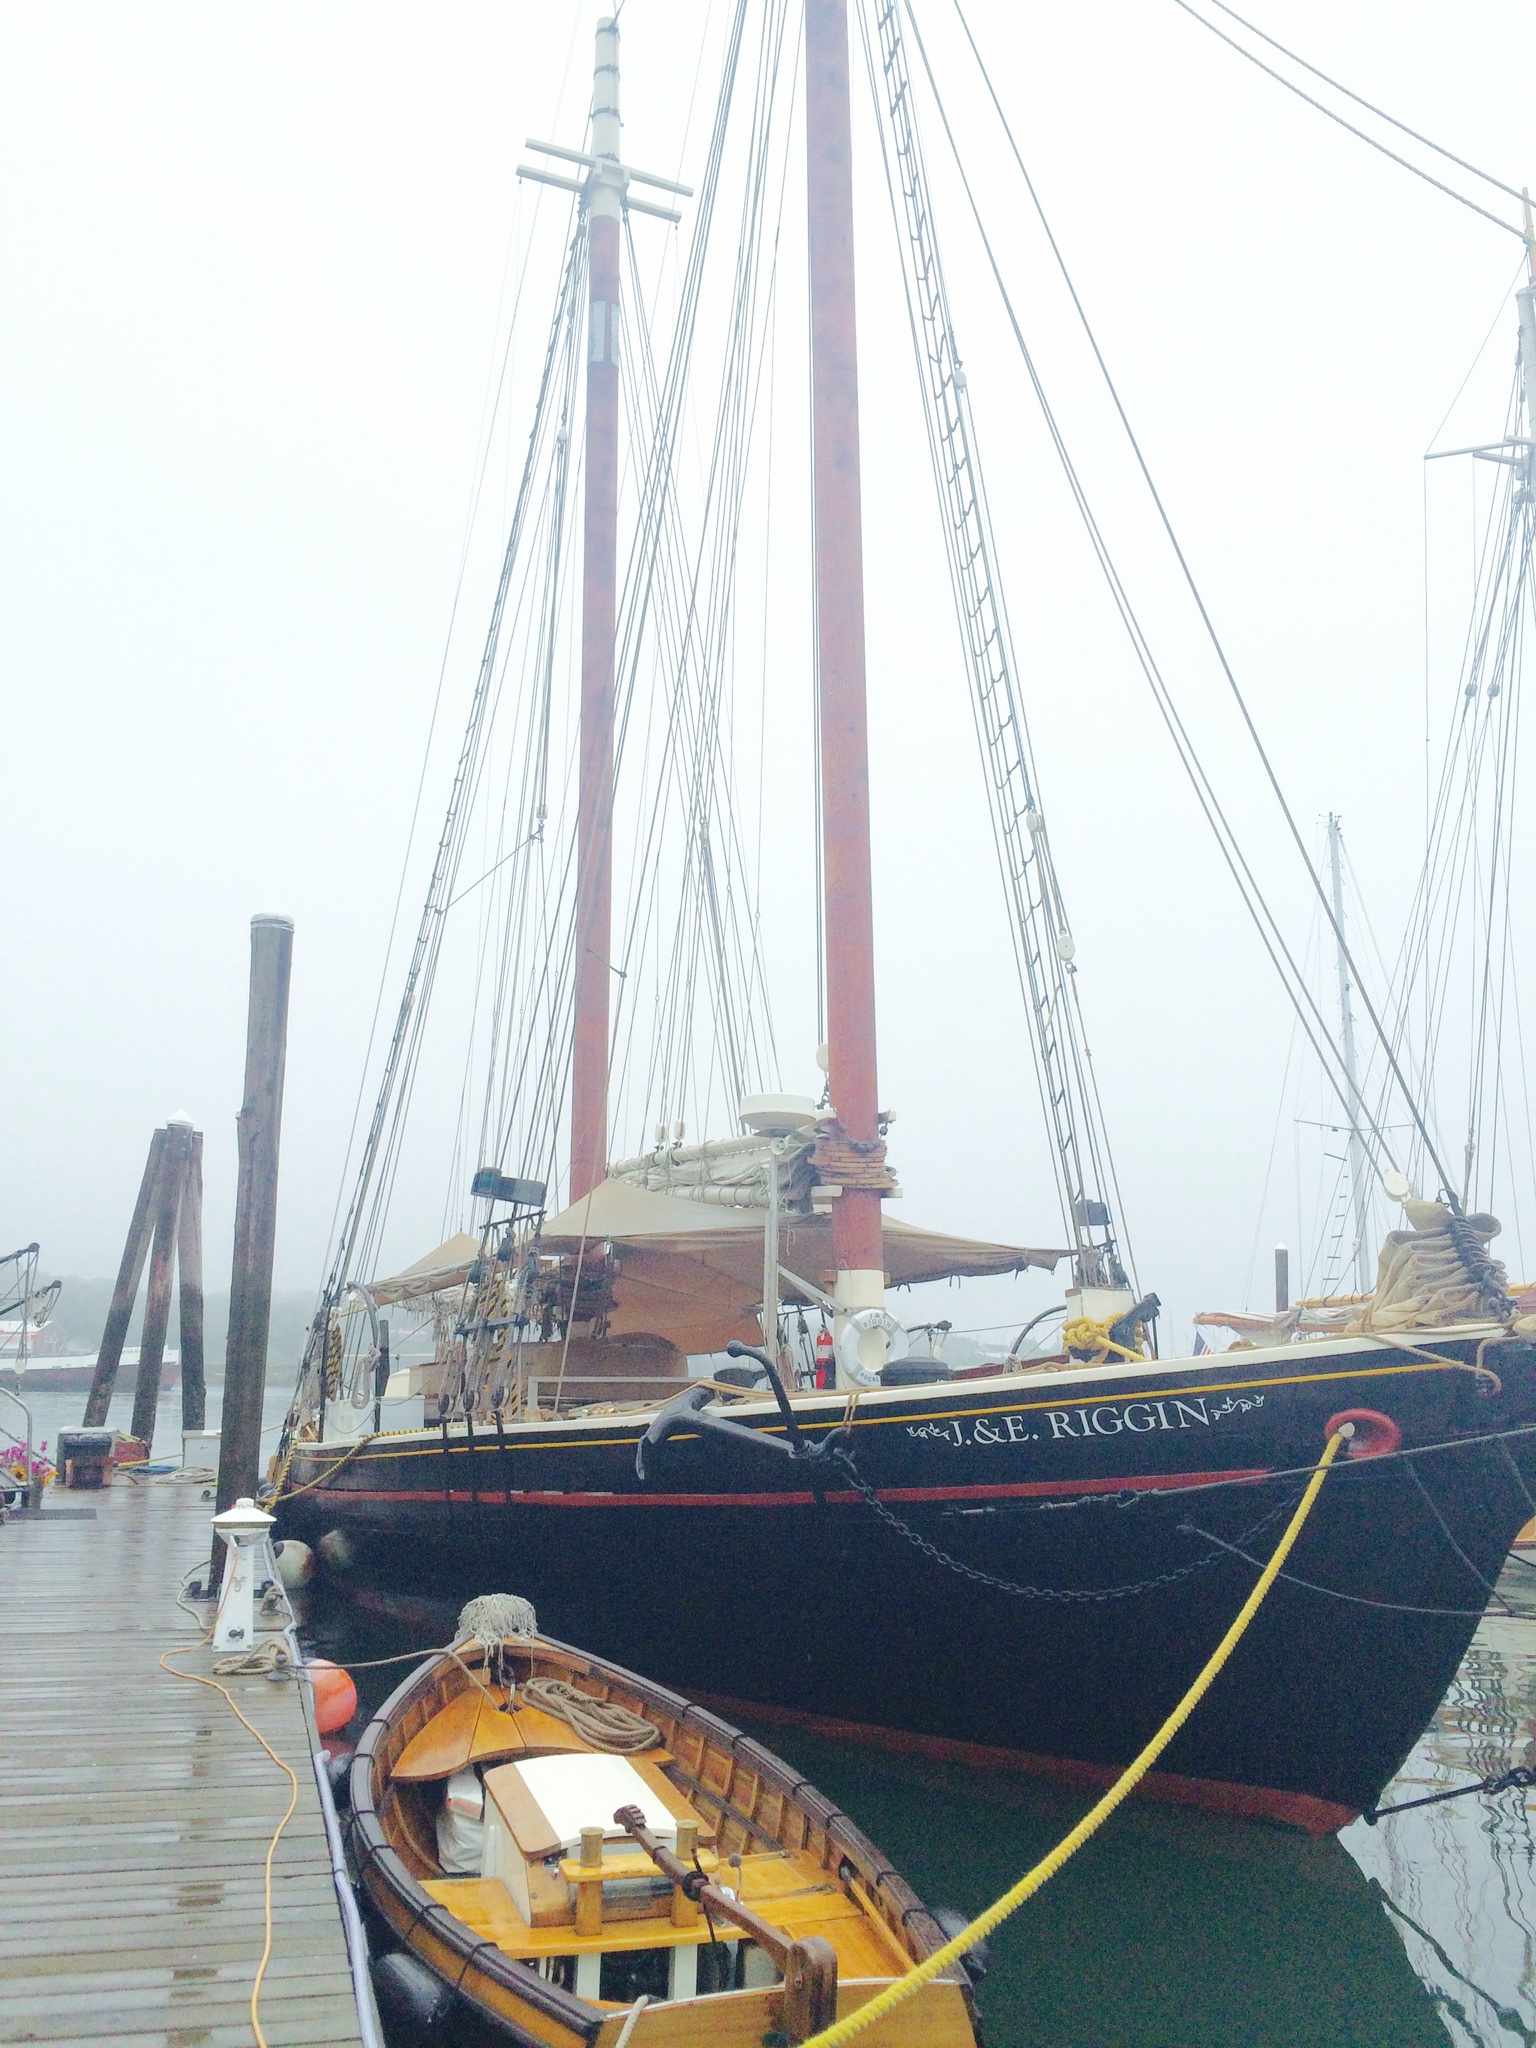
[211, 1495, 276, 1651]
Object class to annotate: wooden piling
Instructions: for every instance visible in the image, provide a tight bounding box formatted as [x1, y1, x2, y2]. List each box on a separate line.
[130, 1120, 193, 1448]
[83, 1128, 168, 1428]
[215, 916, 294, 1525]
[178, 1129, 207, 1433]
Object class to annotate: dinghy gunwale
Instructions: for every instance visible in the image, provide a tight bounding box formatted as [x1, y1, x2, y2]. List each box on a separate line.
[347, 1633, 974, 2045]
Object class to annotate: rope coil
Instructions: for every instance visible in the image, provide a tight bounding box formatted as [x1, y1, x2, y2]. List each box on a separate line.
[1059, 1313, 1142, 1364]
[520, 1676, 660, 1753]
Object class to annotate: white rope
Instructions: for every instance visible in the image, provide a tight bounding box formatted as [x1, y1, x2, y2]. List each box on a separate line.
[521, 1676, 660, 1753]
[456, 1593, 538, 1647]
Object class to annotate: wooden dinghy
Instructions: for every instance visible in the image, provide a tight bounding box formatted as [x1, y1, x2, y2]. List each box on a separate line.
[347, 1625, 979, 2047]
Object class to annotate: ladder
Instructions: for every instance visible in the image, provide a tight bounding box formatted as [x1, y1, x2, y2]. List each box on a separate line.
[867, 0, 1123, 1279]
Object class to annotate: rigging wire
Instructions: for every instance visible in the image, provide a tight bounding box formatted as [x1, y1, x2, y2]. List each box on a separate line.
[607, 0, 792, 1144]
[318, 24, 587, 1287]
[323, 225, 589, 1305]
[385, 294, 588, 1272]
[1383, 383, 1530, 1201]
[1425, 263, 1528, 458]
[1240, 916, 1308, 1308]
[1195, 0, 1524, 202]
[902, 0, 1411, 1200]
[1164, 0, 1525, 240]
[933, 0, 1462, 1201]
[1344, 344, 1536, 1261]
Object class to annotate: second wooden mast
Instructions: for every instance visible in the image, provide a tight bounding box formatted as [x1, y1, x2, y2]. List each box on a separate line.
[807, 0, 891, 1372]
[541, 18, 689, 1202]
[570, 16, 623, 1204]
[558, 4, 889, 1374]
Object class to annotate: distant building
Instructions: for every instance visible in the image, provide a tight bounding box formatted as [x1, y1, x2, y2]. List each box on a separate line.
[0, 1321, 66, 1358]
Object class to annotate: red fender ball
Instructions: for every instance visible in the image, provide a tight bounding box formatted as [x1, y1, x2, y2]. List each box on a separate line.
[306, 1658, 359, 1734]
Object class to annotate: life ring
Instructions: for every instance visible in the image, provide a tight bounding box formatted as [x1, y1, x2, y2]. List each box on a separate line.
[1325, 1407, 1402, 1458]
[835, 1308, 907, 1387]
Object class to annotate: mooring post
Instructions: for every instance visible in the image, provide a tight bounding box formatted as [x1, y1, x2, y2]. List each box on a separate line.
[130, 1119, 193, 1449]
[214, 916, 294, 1542]
[178, 1129, 207, 1433]
[84, 1128, 169, 1428]
[1275, 1244, 1290, 1315]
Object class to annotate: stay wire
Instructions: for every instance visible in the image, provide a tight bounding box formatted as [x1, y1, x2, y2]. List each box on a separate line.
[317, 33, 586, 1291]
[940, 0, 1462, 1200]
[609, 0, 793, 1140]
[323, 223, 588, 1309]
[1198, 0, 1523, 202]
[1183, 1525, 1512, 1619]
[1388, 391, 1532, 1204]
[604, 0, 762, 1134]
[1165, 0, 1525, 239]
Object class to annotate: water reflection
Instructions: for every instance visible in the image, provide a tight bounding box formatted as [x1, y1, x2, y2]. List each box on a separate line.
[1341, 1573, 1536, 2047]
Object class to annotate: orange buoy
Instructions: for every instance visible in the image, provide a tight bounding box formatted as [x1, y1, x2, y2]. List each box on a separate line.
[1325, 1407, 1402, 1458]
[306, 1658, 358, 1735]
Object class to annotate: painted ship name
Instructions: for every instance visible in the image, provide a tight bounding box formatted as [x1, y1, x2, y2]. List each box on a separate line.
[905, 1390, 1265, 1448]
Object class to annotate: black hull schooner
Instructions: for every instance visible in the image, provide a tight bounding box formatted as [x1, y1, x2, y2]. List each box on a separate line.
[270, 0, 1536, 1857]
[278, 1328, 1536, 1830]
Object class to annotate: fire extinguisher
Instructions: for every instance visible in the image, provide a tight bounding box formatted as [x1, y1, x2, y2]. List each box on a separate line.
[814, 1324, 834, 1390]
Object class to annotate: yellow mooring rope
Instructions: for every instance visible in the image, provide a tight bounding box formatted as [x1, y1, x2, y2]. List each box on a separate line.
[801, 1427, 1350, 2048]
[1059, 1313, 1144, 1363]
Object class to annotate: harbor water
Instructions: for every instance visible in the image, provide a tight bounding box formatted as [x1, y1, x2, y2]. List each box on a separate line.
[20, 1386, 1536, 2046]
[303, 1579, 1536, 2046]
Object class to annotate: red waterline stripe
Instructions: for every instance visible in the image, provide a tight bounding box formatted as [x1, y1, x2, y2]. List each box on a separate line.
[289, 1467, 1269, 1509]
[694, 1690, 1356, 1837]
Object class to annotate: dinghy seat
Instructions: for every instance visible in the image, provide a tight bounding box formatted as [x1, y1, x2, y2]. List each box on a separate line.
[393, 1688, 596, 1781]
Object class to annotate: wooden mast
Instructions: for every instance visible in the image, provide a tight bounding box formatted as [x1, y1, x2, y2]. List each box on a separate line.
[570, 16, 623, 1202]
[806, 0, 886, 1346]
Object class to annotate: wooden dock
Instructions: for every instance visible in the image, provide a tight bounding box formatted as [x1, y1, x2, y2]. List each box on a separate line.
[0, 1476, 375, 2048]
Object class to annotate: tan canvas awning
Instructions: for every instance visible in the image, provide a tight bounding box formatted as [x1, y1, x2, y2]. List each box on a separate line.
[539, 1180, 1069, 1351]
[369, 1184, 1069, 1351]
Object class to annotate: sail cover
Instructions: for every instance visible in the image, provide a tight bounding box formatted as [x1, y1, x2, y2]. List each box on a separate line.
[368, 1231, 482, 1306]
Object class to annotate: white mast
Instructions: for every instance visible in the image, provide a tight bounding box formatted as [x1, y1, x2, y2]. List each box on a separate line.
[1326, 814, 1372, 1291]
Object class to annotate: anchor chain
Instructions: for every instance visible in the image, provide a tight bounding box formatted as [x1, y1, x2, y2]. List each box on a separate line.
[1365, 1763, 1536, 1824]
[830, 1447, 1287, 1604]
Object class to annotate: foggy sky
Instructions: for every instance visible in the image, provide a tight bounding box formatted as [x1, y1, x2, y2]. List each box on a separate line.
[5, 0, 1534, 1362]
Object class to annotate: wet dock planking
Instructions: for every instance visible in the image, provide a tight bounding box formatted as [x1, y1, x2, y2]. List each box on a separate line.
[0, 1477, 367, 2048]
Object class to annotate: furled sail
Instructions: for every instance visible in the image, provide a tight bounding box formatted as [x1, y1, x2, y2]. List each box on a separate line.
[368, 1232, 482, 1306]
